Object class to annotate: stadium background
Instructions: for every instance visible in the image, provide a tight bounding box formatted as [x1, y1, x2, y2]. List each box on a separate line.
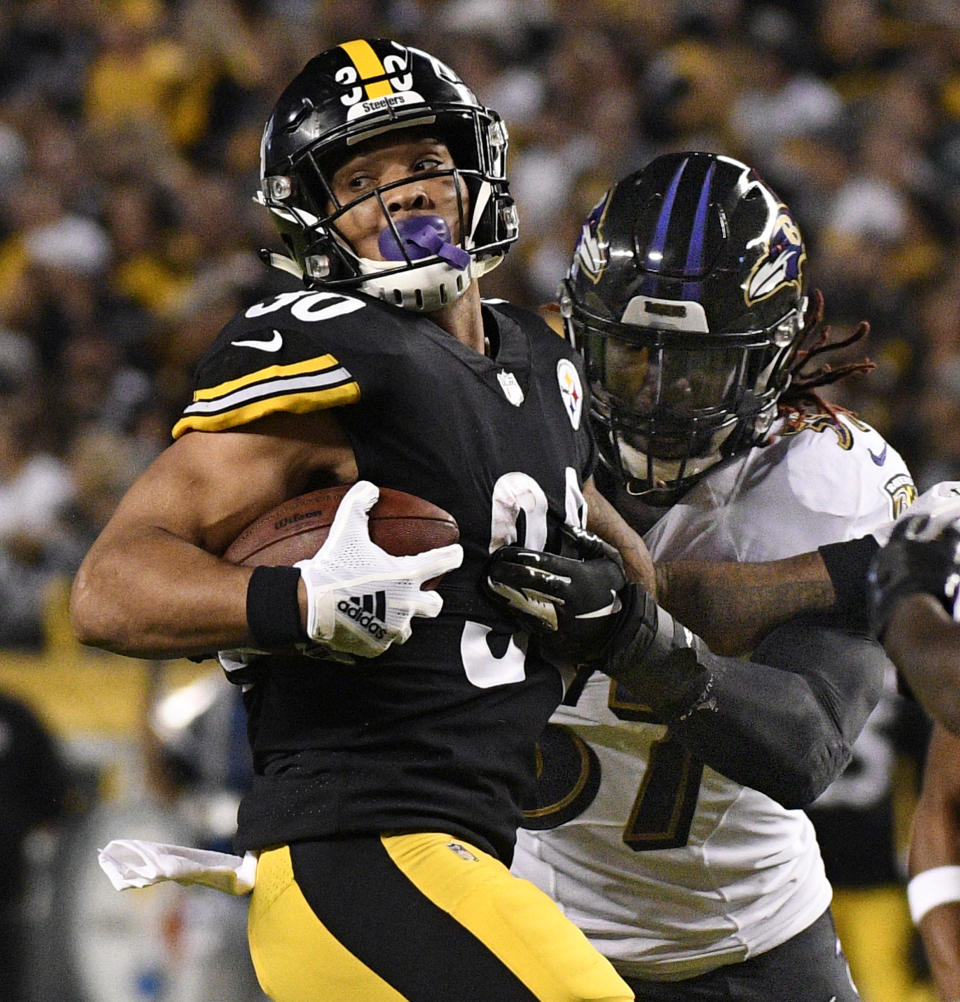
[0, 0, 956, 998]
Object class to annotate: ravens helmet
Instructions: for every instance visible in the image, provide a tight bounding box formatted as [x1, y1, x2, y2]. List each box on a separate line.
[562, 152, 807, 504]
[258, 38, 518, 312]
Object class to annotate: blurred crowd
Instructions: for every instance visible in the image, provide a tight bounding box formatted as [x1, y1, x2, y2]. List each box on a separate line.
[0, 2, 956, 998]
[0, 0, 957, 648]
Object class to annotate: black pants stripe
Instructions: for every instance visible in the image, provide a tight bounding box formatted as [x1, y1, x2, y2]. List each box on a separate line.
[292, 836, 540, 1002]
[247, 834, 633, 1002]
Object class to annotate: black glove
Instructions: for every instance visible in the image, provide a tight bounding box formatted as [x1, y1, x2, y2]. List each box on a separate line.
[485, 526, 712, 719]
[867, 511, 960, 639]
[484, 524, 628, 665]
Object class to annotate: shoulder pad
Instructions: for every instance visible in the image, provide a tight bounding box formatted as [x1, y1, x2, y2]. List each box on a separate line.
[780, 415, 916, 527]
[173, 288, 380, 437]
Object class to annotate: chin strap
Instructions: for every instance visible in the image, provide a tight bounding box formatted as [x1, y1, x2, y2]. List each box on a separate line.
[258, 248, 304, 279]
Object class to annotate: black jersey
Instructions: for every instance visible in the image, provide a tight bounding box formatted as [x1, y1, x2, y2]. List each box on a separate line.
[174, 287, 597, 862]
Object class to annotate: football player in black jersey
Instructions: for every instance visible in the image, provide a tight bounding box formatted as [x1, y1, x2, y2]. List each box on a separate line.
[70, 38, 647, 1002]
[869, 495, 960, 1000]
[869, 492, 960, 733]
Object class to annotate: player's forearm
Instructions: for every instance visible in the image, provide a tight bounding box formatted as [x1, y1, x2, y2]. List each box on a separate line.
[585, 480, 657, 595]
[908, 725, 960, 878]
[655, 551, 835, 655]
[657, 616, 884, 807]
[917, 909, 960, 1002]
[909, 725, 960, 1001]
[600, 588, 885, 807]
[70, 528, 257, 658]
[886, 595, 960, 734]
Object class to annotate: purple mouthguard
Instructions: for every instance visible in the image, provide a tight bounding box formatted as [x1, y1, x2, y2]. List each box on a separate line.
[377, 215, 471, 270]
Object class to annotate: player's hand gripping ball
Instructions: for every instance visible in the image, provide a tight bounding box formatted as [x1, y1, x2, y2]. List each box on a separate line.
[225, 481, 462, 658]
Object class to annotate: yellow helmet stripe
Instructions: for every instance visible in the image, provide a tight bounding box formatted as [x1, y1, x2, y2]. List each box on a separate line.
[340, 39, 394, 100]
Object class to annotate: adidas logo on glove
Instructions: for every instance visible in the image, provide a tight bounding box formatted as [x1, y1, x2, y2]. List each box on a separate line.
[292, 480, 462, 658]
[337, 592, 388, 639]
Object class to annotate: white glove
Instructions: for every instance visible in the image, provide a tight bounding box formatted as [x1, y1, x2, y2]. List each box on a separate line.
[294, 480, 463, 658]
[873, 481, 960, 546]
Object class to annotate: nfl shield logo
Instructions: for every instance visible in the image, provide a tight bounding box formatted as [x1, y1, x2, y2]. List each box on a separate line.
[497, 369, 524, 406]
[557, 358, 583, 429]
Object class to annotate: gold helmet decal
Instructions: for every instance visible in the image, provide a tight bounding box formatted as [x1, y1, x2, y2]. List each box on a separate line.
[337, 39, 422, 123]
[573, 190, 612, 284]
[744, 209, 806, 305]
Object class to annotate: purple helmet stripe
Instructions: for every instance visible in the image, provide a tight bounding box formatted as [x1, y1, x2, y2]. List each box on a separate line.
[681, 159, 715, 301]
[647, 157, 688, 271]
[685, 160, 715, 274]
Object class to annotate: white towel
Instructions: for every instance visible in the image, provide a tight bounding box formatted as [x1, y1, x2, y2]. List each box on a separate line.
[98, 839, 257, 895]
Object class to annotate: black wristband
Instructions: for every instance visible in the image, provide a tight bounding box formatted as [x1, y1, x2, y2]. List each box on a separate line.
[818, 535, 879, 624]
[246, 565, 306, 648]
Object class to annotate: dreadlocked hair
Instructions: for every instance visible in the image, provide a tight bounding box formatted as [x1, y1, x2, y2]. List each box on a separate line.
[778, 288, 875, 433]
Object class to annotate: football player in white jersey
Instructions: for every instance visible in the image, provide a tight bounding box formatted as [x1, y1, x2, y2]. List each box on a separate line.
[486, 152, 912, 999]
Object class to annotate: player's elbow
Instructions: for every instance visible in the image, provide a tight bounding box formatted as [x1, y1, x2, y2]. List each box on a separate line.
[936, 700, 960, 737]
[691, 699, 854, 809]
[766, 737, 853, 809]
[69, 570, 105, 648]
[777, 664, 884, 807]
[70, 563, 133, 652]
[748, 691, 859, 808]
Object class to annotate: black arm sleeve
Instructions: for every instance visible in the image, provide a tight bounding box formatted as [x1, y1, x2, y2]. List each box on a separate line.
[664, 610, 888, 809]
[818, 534, 879, 629]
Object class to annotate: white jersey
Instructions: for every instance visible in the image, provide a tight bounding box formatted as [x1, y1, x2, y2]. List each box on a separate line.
[513, 412, 915, 980]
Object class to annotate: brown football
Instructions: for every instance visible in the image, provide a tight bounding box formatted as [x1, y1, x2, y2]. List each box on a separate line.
[223, 484, 460, 581]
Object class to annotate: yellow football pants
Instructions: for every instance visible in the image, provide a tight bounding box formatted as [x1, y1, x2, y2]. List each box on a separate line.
[247, 833, 633, 1002]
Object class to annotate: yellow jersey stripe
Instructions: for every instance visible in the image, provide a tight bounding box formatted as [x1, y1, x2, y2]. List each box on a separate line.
[191, 355, 340, 403]
[340, 39, 394, 100]
[172, 383, 361, 438]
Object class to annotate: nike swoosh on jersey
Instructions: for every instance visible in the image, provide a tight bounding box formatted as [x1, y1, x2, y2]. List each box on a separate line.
[868, 443, 888, 466]
[231, 329, 284, 352]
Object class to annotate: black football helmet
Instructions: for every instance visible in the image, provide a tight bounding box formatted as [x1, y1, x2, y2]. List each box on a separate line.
[562, 152, 807, 504]
[258, 38, 518, 311]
